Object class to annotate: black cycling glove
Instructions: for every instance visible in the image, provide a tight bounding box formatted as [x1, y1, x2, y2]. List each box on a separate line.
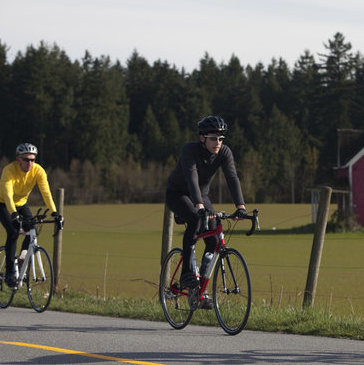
[197, 208, 210, 232]
[233, 208, 248, 219]
[51, 212, 64, 230]
[11, 212, 21, 230]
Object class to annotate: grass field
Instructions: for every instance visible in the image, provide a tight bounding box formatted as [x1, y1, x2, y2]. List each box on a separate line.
[3, 203, 363, 317]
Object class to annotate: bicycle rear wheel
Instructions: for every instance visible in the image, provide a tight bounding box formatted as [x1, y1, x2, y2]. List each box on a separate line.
[213, 248, 251, 335]
[0, 246, 15, 308]
[159, 248, 193, 329]
[26, 247, 54, 312]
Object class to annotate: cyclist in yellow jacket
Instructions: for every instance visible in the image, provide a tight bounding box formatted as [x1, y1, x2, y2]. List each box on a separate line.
[0, 143, 63, 287]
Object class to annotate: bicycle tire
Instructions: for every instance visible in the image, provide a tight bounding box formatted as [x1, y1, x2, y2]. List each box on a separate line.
[26, 246, 54, 312]
[213, 248, 251, 335]
[0, 246, 15, 308]
[159, 248, 193, 329]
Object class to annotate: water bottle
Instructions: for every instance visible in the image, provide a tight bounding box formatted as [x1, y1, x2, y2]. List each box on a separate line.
[18, 249, 27, 272]
[14, 258, 19, 279]
[200, 252, 214, 278]
[19, 249, 27, 261]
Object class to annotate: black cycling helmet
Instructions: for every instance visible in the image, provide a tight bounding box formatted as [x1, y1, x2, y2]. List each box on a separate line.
[198, 116, 228, 135]
[16, 143, 38, 156]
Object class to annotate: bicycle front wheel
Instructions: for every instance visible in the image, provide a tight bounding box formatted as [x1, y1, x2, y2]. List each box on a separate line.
[26, 247, 54, 312]
[213, 248, 251, 335]
[159, 248, 193, 329]
[0, 246, 15, 308]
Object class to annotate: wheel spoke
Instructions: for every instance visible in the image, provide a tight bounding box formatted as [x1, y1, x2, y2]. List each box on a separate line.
[159, 248, 193, 329]
[213, 248, 251, 335]
[27, 247, 54, 312]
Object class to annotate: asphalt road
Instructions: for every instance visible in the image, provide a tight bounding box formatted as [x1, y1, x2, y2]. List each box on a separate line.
[0, 307, 363, 364]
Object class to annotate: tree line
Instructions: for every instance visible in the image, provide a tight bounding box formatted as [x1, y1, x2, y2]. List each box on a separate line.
[0, 32, 363, 204]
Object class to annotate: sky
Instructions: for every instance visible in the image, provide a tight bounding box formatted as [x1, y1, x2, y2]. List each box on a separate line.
[1, 0, 364, 72]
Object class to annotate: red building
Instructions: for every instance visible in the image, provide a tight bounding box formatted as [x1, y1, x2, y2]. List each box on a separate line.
[336, 130, 364, 226]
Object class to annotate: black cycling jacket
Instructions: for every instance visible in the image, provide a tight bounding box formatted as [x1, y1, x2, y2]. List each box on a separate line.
[167, 142, 245, 206]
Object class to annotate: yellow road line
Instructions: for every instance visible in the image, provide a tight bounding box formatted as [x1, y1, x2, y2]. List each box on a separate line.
[0, 341, 166, 365]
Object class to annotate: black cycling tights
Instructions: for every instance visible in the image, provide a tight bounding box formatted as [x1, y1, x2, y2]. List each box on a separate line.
[0, 203, 32, 269]
[165, 190, 218, 273]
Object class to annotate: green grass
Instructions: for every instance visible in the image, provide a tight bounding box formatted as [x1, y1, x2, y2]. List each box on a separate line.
[2, 203, 364, 339]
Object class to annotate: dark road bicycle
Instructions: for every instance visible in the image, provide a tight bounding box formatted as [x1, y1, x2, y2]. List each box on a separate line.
[159, 209, 259, 335]
[0, 209, 63, 312]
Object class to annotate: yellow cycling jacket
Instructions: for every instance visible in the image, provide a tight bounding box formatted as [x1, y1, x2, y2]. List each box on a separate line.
[0, 161, 57, 214]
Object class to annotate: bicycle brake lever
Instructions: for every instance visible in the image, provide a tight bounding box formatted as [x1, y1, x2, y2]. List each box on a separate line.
[256, 216, 261, 231]
[253, 209, 260, 232]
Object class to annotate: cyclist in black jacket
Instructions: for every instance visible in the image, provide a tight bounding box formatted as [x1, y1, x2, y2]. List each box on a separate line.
[166, 116, 247, 307]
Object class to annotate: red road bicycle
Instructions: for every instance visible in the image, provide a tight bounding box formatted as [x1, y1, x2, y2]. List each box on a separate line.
[159, 209, 259, 335]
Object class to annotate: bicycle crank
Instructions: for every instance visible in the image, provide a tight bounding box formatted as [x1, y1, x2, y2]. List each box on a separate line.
[188, 287, 199, 311]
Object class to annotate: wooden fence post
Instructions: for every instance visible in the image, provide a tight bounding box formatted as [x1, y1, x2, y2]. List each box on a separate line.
[303, 186, 332, 309]
[161, 204, 173, 266]
[53, 188, 64, 294]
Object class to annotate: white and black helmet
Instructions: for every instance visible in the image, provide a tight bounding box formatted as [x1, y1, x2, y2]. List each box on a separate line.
[16, 143, 38, 156]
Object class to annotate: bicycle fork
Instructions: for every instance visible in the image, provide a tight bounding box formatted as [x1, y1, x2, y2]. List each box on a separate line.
[17, 245, 47, 288]
[220, 253, 240, 294]
[33, 249, 47, 281]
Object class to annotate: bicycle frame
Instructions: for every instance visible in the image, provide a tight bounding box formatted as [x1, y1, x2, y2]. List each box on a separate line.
[168, 215, 228, 302]
[168, 209, 259, 304]
[15, 227, 44, 289]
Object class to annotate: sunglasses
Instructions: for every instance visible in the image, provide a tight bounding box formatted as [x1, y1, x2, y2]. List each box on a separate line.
[204, 135, 225, 142]
[20, 157, 36, 163]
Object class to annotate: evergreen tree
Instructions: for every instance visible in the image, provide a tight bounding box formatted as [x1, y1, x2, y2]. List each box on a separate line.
[258, 105, 303, 202]
[125, 51, 153, 136]
[291, 50, 323, 136]
[352, 56, 364, 129]
[0, 41, 11, 157]
[262, 58, 291, 117]
[140, 105, 164, 161]
[215, 55, 248, 127]
[9, 42, 78, 167]
[192, 53, 219, 109]
[162, 109, 182, 159]
[245, 63, 266, 149]
[72, 52, 130, 166]
[290, 50, 324, 197]
[228, 120, 249, 165]
[149, 59, 184, 154]
[318, 32, 357, 178]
